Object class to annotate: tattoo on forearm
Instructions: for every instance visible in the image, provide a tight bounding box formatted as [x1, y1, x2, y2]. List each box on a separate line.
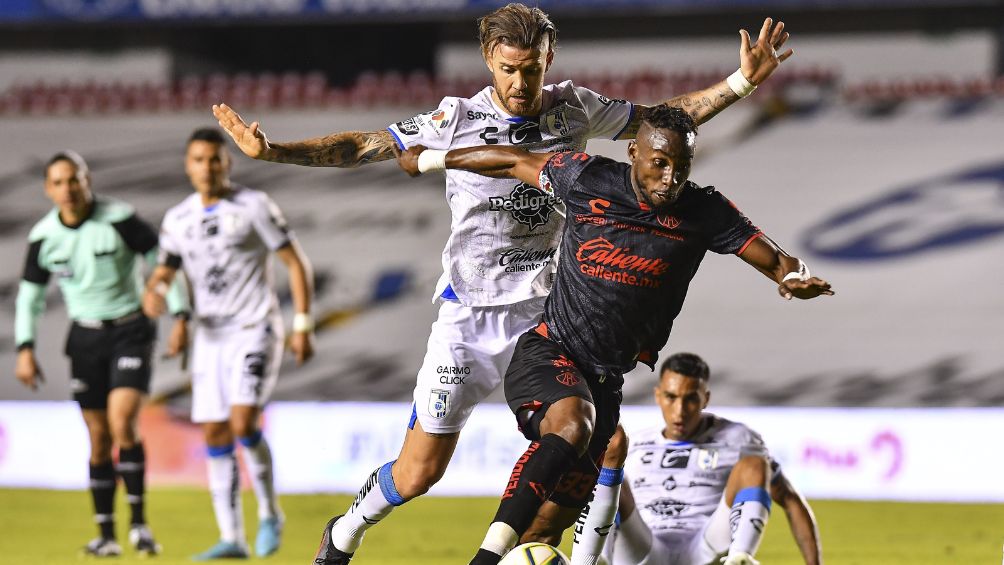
[272, 130, 396, 167]
[662, 82, 741, 126]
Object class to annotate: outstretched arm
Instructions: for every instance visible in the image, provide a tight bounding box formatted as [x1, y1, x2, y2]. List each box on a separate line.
[738, 235, 833, 300]
[621, 17, 793, 135]
[771, 472, 823, 565]
[395, 144, 554, 188]
[213, 104, 397, 167]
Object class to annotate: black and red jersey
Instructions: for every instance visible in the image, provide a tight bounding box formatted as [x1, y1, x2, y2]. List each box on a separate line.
[537, 151, 762, 379]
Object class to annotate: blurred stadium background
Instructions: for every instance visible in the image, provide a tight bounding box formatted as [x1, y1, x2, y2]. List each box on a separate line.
[0, 0, 1002, 562]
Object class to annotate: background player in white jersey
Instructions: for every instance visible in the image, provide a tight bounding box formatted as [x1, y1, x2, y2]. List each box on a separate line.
[142, 128, 315, 560]
[211, 5, 793, 562]
[14, 151, 189, 557]
[600, 353, 822, 565]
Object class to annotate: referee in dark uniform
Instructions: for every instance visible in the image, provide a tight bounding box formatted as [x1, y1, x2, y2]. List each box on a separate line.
[14, 151, 190, 557]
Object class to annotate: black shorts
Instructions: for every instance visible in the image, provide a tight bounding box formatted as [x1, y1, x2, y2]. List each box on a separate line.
[504, 327, 623, 509]
[64, 312, 157, 410]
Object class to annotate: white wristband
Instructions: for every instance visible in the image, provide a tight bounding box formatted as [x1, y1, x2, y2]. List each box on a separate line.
[781, 259, 810, 283]
[727, 69, 757, 98]
[292, 312, 314, 333]
[417, 149, 448, 173]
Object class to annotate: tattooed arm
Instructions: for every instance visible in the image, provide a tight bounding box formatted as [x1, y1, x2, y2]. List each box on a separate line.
[620, 17, 794, 136]
[212, 103, 397, 168]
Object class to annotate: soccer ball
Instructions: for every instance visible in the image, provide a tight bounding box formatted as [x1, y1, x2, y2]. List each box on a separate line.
[499, 543, 570, 565]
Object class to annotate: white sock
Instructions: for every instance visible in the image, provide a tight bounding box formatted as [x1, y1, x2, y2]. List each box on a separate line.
[331, 461, 404, 553]
[728, 487, 771, 557]
[571, 467, 623, 565]
[239, 432, 280, 520]
[206, 445, 244, 544]
[479, 522, 519, 556]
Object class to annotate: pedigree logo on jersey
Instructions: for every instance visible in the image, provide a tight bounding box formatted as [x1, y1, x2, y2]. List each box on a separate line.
[489, 183, 559, 230]
[575, 237, 669, 288]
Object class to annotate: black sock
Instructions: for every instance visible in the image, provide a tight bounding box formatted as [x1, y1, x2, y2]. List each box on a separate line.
[117, 443, 146, 526]
[89, 462, 117, 539]
[469, 434, 580, 565]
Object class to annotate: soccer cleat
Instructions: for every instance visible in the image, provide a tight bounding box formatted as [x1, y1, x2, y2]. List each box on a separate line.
[255, 516, 284, 557]
[191, 540, 250, 561]
[129, 525, 162, 556]
[721, 551, 760, 565]
[312, 515, 353, 565]
[82, 537, 122, 557]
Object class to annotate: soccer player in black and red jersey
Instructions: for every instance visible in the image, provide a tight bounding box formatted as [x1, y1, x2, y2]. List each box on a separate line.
[396, 104, 833, 565]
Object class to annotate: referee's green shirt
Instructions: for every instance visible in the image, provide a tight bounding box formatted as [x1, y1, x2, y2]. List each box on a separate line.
[15, 197, 188, 347]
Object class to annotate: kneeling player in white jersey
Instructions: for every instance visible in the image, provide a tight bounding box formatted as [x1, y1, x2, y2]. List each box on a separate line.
[212, 5, 794, 562]
[142, 128, 315, 560]
[586, 353, 822, 565]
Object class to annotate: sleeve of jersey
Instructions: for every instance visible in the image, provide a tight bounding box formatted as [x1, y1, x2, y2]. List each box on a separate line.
[705, 190, 762, 255]
[16, 232, 47, 345]
[112, 214, 159, 254]
[540, 151, 595, 201]
[386, 98, 462, 151]
[573, 84, 635, 141]
[251, 195, 293, 251]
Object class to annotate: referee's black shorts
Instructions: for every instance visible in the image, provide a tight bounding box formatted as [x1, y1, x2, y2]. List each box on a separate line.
[504, 325, 622, 509]
[64, 312, 157, 410]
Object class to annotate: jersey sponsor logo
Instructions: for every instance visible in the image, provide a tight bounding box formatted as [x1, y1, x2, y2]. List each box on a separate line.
[659, 448, 691, 469]
[575, 237, 669, 288]
[498, 246, 557, 273]
[479, 126, 500, 145]
[430, 109, 451, 129]
[466, 110, 498, 121]
[395, 118, 420, 136]
[662, 475, 676, 490]
[489, 183, 559, 230]
[598, 95, 628, 106]
[437, 366, 469, 384]
[645, 497, 688, 517]
[590, 198, 611, 215]
[205, 265, 229, 294]
[116, 356, 143, 371]
[509, 121, 543, 144]
[429, 389, 450, 419]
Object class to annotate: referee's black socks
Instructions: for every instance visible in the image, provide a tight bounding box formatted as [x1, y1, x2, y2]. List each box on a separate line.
[89, 462, 117, 539]
[117, 443, 147, 526]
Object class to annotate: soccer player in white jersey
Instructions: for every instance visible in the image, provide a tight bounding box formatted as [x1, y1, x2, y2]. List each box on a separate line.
[211, 4, 793, 562]
[142, 128, 315, 560]
[592, 353, 822, 565]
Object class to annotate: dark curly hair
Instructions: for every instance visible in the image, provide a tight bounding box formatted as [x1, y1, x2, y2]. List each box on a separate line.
[639, 104, 697, 137]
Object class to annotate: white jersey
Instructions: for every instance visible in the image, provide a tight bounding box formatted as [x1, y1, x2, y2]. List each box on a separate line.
[388, 81, 634, 307]
[625, 414, 778, 539]
[159, 185, 291, 327]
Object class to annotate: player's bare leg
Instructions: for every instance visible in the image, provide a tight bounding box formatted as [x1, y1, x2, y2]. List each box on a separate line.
[80, 409, 122, 556]
[229, 404, 283, 557]
[317, 420, 461, 564]
[107, 387, 160, 555]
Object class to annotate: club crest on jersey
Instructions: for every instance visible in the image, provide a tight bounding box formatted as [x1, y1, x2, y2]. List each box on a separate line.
[544, 109, 570, 136]
[429, 389, 451, 419]
[695, 448, 719, 470]
[657, 214, 681, 229]
[488, 183, 558, 230]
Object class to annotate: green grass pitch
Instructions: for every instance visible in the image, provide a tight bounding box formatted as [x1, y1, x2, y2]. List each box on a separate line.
[0, 488, 1000, 564]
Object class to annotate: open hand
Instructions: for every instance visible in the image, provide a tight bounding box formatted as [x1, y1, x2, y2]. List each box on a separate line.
[779, 277, 834, 301]
[739, 17, 794, 86]
[213, 103, 274, 160]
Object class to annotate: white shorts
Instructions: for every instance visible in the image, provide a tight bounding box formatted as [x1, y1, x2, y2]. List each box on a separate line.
[613, 498, 732, 565]
[411, 297, 546, 434]
[190, 315, 284, 423]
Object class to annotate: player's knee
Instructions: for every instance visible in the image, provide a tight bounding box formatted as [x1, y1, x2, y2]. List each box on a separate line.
[732, 455, 770, 487]
[229, 418, 258, 439]
[604, 425, 629, 467]
[540, 397, 595, 456]
[108, 418, 138, 448]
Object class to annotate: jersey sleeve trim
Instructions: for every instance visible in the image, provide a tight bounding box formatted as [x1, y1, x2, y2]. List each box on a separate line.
[112, 214, 159, 254]
[736, 231, 764, 255]
[386, 126, 406, 150]
[612, 103, 636, 141]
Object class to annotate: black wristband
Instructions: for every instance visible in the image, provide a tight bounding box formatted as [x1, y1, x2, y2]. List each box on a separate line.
[172, 311, 191, 321]
[16, 341, 34, 352]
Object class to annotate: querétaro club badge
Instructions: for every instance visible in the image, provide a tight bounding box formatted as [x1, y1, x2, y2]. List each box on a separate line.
[488, 183, 558, 230]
